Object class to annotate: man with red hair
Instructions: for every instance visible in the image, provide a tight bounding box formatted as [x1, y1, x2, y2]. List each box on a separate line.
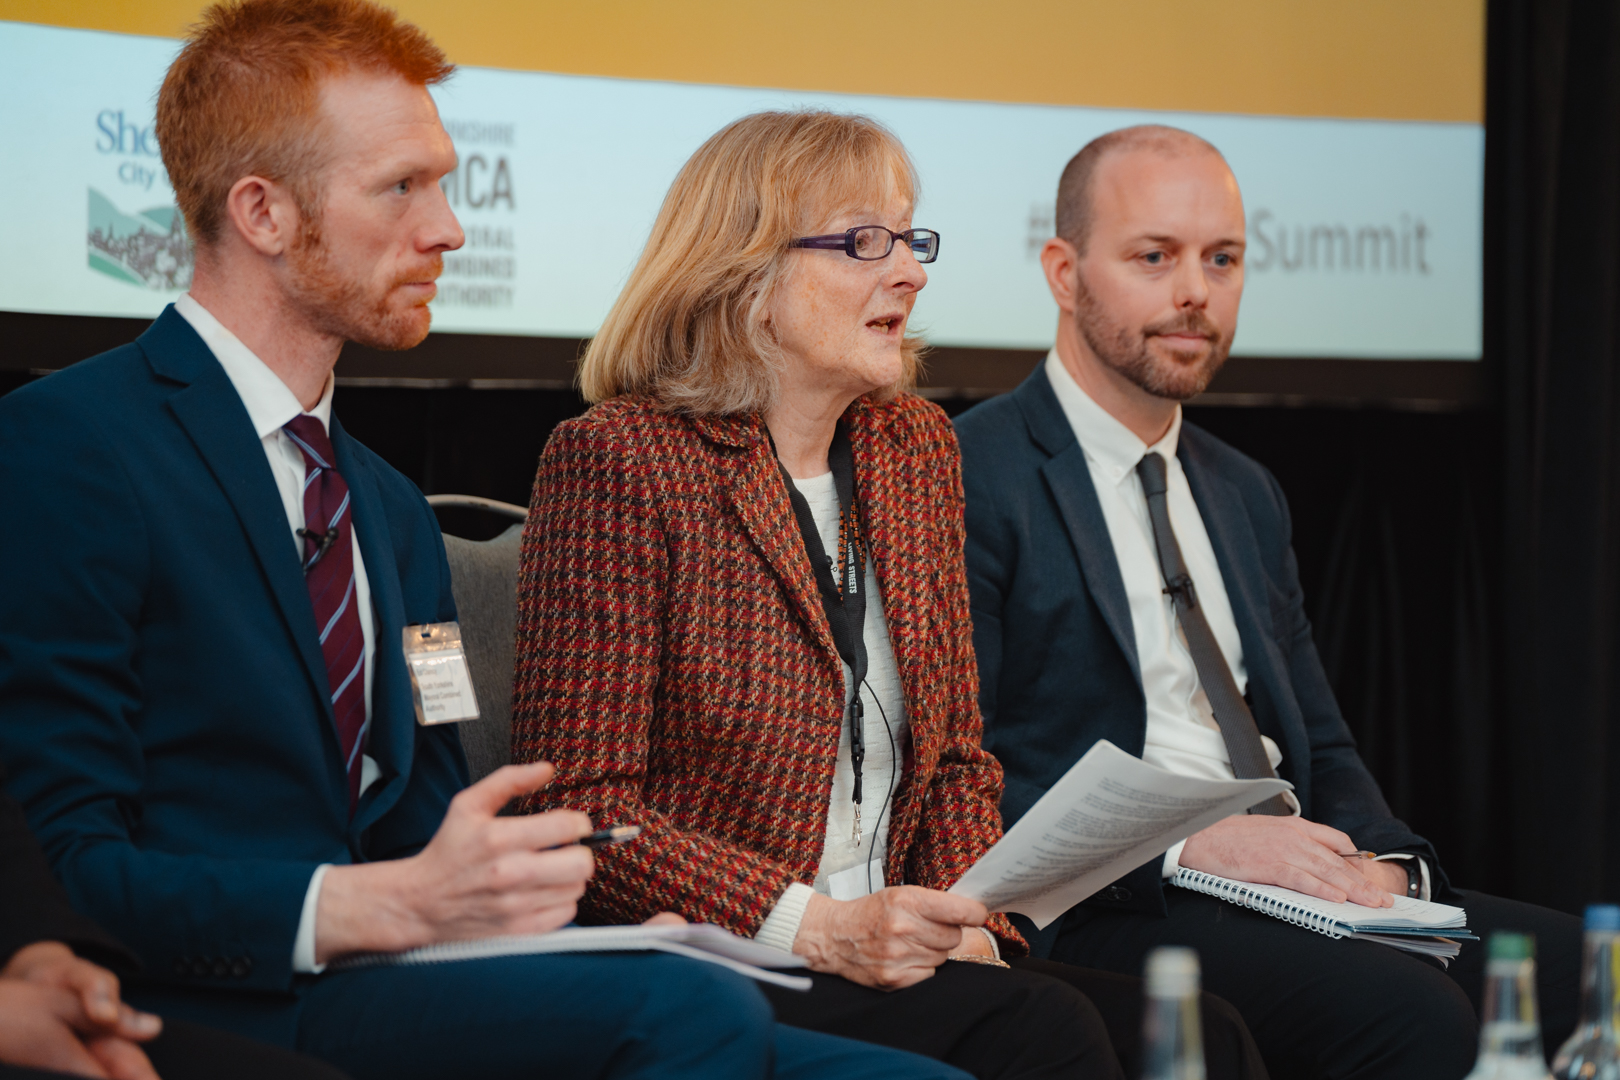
[0, 2, 962, 1078]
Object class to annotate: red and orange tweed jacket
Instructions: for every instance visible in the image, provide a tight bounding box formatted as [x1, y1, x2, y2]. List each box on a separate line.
[512, 390, 1025, 952]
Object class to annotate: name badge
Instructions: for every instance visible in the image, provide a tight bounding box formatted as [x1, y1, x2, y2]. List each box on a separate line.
[403, 622, 480, 726]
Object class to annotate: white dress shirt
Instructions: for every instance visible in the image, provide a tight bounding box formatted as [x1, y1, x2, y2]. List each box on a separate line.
[1043, 350, 1299, 878]
[754, 471, 911, 951]
[174, 293, 376, 972]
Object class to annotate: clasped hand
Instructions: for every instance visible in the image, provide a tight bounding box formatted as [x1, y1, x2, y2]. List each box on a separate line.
[0, 941, 162, 1080]
[792, 887, 992, 991]
[1179, 814, 1407, 906]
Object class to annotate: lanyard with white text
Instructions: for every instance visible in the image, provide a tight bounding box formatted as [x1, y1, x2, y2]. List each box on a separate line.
[773, 420, 870, 842]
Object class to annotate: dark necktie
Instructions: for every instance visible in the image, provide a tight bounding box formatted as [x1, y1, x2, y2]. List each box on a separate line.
[284, 415, 367, 813]
[1135, 451, 1291, 816]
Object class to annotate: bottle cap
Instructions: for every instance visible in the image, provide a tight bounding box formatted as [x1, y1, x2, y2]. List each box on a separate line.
[1586, 905, 1620, 932]
[1146, 946, 1200, 998]
[1488, 932, 1536, 962]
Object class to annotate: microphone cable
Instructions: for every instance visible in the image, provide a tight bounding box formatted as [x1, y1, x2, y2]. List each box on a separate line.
[861, 676, 900, 898]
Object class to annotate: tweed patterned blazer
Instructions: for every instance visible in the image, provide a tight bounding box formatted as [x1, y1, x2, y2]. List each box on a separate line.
[512, 391, 1025, 952]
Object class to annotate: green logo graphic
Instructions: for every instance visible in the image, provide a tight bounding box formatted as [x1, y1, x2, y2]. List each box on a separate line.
[88, 188, 192, 290]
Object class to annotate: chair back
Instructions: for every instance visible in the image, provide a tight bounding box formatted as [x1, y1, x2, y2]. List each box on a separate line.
[439, 521, 524, 784]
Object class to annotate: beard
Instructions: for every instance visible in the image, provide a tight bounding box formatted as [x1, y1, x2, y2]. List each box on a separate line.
[1073, 274, 1234, 402]
[284, 217, 441, 351]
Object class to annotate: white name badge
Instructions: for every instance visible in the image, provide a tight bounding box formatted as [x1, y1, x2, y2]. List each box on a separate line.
[403, 623, 480, 726]
[827, 862, 885, 901]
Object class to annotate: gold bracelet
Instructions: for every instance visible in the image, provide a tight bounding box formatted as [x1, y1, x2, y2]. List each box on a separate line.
[946, 953, 1010, 968]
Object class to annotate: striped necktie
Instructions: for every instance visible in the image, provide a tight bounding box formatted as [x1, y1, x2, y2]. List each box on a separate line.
[283, 415, 367, 813]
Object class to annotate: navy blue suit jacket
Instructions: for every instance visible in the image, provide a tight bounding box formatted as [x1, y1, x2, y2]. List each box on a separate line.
[0, 307, 467, 1041]
[955, 366, 1440, 953]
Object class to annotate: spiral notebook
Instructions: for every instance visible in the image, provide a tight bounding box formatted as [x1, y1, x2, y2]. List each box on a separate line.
[1170, 869, 1477, 961]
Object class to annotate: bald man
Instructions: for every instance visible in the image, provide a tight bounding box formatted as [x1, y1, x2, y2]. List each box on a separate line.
[953, 126, 1581, 1079]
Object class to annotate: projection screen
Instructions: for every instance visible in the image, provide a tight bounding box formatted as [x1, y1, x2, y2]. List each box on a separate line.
[0, 12, 1482, 360]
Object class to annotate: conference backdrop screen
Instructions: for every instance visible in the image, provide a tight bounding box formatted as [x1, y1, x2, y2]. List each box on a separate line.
[0, 16, 1482, 360]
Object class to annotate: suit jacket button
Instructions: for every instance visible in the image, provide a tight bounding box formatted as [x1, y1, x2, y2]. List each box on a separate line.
[191, 958, 211, 978]
[211, 958, 231, 979]
[1106, 886, 1132, 902]
[231, 958, 251, 979]
[174, 956, 190, 977]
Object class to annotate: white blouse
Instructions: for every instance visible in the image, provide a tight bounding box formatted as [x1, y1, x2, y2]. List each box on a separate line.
[753, 471, 911, 950]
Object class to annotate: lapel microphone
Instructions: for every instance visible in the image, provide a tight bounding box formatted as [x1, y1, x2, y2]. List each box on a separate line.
[297, 526, 338, 570]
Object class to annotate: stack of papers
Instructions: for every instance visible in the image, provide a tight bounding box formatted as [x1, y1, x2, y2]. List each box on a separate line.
[950, 740, 1292, 927]
[332, 923, 812, 990]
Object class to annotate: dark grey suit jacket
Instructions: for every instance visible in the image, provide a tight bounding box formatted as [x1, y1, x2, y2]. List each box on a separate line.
[954, 365, 1440, 955]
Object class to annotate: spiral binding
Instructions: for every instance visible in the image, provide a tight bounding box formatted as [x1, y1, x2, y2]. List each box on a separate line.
[1171, 869, 1349, 939]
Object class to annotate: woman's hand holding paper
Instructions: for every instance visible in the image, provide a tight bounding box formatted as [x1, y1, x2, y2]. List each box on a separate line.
[792, 888, 989, 991]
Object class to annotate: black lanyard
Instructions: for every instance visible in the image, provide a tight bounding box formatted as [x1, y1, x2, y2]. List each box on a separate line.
[772, 421, 871, 830]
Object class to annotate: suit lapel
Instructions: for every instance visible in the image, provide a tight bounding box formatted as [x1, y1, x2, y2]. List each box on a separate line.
[692, 414, 839, 660]
[145, 311, 334, 725]
[1015, 371, 1143, 685]
[847, 406, 921, 700]
[845, 404, 935, 838]
[333, 423, 412, 832]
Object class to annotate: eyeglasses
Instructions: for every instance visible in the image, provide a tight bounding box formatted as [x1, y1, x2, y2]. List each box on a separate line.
[789, 226, 940, 264]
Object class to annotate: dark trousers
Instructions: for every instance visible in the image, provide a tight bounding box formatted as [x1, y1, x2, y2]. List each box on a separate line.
[763, 956, 1269, 1080]
[292, 951, 962, 1080]
[0, 1005, 966, 1080]
[0, 1017, 350, 1080]
[1050, 888, 1583, 1080]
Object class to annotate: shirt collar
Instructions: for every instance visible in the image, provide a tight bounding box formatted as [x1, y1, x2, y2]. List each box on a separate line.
[173, 293, 334, 439]
[1044, 348, 1181, 488]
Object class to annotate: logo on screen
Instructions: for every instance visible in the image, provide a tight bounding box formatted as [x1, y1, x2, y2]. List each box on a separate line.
[434, 117, 518, 310]
[87, 188, 193, 290]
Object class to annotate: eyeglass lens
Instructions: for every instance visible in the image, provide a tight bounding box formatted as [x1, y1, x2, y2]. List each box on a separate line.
[851, 227, 891, 259]
[850, 227, 939, 263]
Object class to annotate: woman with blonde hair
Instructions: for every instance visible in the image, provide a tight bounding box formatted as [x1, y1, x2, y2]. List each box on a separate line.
[512, 110, 1264, 1080]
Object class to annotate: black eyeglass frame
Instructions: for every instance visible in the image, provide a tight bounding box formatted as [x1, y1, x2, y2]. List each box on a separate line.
[788, 226, 941, 264]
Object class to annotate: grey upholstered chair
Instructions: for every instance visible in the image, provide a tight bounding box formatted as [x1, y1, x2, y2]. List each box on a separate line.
[427, 495, 528, 785]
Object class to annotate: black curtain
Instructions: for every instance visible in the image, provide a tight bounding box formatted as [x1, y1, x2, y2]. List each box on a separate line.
[1490, 0, 1620, 913]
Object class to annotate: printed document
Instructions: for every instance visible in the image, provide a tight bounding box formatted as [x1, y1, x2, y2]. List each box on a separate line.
[950, 740, 1291, 928]
[332, 923, 811, 990]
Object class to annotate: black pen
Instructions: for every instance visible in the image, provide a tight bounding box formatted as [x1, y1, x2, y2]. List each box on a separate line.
[579, 825, 641, 849]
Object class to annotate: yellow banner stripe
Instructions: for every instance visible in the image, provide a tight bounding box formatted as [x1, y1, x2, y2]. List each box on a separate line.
[7, 0, 1482, 123]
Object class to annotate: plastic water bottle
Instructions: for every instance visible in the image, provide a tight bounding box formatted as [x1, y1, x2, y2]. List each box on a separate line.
[1142, 947, 1205, 1080]
[1466, 932, 1554, 1080]
[1552, 904, 1620, 1080]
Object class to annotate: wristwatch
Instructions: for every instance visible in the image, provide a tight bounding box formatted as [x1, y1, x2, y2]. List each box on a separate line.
[1399, 858, 1422, 899]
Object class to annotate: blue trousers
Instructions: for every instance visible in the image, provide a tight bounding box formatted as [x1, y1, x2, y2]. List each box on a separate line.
[293, 952, 967, 1080]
